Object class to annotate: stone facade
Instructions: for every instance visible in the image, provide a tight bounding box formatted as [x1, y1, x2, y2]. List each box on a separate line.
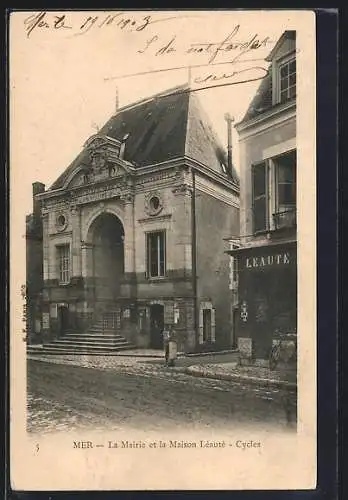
[26, 86, 240, 353]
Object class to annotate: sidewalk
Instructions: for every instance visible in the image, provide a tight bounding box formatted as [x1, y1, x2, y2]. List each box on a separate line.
[141, 352, 297, 390]
[27, 349, 296, 390]
[176, 362, 297, 390]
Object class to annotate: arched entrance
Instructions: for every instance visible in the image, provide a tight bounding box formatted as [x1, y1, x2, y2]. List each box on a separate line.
[87, 212, 125, 304]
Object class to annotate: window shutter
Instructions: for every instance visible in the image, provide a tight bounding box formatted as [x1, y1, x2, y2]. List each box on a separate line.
[252, 162, 267, 232]
[211, 308, 216, 343]
[198, 308, 204, 344]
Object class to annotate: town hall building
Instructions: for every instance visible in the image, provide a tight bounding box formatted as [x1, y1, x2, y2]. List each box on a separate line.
[26, 85, 240, 354]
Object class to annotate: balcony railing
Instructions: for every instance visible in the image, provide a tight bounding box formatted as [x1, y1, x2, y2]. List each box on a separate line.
[273, 208, 296, 230]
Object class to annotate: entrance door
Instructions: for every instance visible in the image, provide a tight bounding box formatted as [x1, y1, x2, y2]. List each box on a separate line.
[58, 306, 69, 336]
[149, 304, 164, 349]
[202, 309, 212, 342]
[231, 307, 239, 348]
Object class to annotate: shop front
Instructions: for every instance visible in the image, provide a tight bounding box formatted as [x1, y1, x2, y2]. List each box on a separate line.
[236, 241, 297, 360]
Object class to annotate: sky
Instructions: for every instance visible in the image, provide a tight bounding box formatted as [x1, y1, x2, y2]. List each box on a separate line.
[10, 10, 288, 222]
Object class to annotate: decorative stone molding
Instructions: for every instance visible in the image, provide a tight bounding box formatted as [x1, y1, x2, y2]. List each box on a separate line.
[138, 170, 174, 186]
[90, 149, 107, 173]
[137, 213, 172, 224]
[55, 212, 68, 232]
[120, 192, 135, 204]
[144, 191, 164, 216]
[70, 204, 78, 215]
[80, 241, 94, 249]
[71, 184, 123, 206]
[172, 183, 193, 196]
[174, 165, 190, 183]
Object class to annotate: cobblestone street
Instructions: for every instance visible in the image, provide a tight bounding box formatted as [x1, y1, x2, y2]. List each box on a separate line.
[27, 357, 296, 435]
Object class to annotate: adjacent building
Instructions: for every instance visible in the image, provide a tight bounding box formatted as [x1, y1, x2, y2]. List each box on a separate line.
[228, 31, 297, 360]
[25, 181, 46, 341]
[26, 85, 240, 353]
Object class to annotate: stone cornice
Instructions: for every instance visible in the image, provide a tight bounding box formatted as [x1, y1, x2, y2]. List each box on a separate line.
[182, 157, 240, 194]
[36, 156, 240, 203]
[236, 101, 296, 138]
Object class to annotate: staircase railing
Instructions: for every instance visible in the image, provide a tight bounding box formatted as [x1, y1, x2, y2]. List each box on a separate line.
[102, 311, 120, 332]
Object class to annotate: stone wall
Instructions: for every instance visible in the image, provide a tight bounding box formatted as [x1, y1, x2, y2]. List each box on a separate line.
[195, 184, 240, 349]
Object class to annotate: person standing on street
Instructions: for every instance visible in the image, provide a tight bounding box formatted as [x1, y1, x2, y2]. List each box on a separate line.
[167, 325, 177, 367]
[162, 324, 170, 366]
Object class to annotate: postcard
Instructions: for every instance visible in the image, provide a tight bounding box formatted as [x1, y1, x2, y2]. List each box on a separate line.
[10, 9, 317, 491]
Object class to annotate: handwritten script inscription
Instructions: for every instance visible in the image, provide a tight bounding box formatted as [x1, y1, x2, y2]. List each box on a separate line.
[23, 11, 192, 38]
[128, 24, 272, 91]
[23, 13, 274, 92]
[138, 26, 271, 64]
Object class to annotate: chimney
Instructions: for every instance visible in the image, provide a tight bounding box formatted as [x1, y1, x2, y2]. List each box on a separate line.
[187, 65, 192, 87]
[119, 133, 130, 160]
[32, 182, 45, 218]
[224, 113, 235, 177]
[115, 86, 119, 114]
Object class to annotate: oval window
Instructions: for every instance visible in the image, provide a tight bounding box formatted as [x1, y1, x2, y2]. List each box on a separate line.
[57, 215, 66, 228]
[150, 196, 160, 211]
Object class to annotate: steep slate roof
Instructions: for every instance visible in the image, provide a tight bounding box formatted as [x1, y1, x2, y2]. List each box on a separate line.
[50, 84, 238, 190]
[240, 68, 273, 123]
[239, 30, 296, 125]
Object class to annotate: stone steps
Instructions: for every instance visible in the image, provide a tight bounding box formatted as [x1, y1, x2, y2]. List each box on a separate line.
[63, 334, 125, 341]
[27, 344, 136, 356]
[43, 339, 131, 347]
[27, 311, 136, 356]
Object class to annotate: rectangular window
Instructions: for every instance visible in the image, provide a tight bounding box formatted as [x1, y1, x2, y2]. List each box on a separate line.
[252, 162, 268, 233]
[146, 231, 166, 278]
[274, 150, 296, 211]
[57, 244, 70, 283]
[273, 150, 297, 229]
[279, 58, 296, 103]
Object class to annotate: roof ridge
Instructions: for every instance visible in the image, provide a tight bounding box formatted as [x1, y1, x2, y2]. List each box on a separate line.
[115, 83, 190, 114]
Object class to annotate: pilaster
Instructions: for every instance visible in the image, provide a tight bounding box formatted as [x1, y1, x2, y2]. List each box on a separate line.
[171, 182, 193, 272]
[70, 204, 81, 276]
[42, 211, 49, 280]
[121, 192, 135, 275]
[81, 242, 94, 278]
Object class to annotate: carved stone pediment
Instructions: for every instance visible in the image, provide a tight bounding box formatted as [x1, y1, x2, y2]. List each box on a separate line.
[64, 133, 135, 189]
[84, 135, 110, 151]
[67, 159, 130, 189]
[84, 133, 121, 152]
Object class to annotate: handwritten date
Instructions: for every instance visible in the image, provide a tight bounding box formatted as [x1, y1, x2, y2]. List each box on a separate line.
[24, 11, 154, 38]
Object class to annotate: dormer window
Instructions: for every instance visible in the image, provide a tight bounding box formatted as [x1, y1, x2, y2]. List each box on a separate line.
[279, 58, 296, 103]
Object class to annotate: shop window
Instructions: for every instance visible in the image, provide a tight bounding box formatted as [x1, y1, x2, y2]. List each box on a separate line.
[252, 162, 268, 233]
[146, 231, 166, 278]
[56, 244, 70, 284]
